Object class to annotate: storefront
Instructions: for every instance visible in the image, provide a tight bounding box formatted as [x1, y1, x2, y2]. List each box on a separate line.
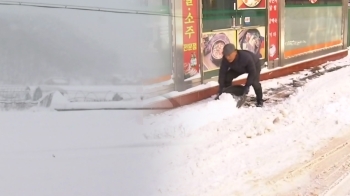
[171, 0, 348, 92]
[1, 0, 346, 98]
[201, 0, 268, 80]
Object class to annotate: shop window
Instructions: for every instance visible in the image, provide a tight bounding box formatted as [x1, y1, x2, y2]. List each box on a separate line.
[285, 0, 342, 5]
[202, 0, 268, 79]
[284, 0, 342, 59]
[203, 0, 266, 31]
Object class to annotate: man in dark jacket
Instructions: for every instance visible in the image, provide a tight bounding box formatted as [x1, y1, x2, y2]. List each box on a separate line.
[215, 43, 263, 107]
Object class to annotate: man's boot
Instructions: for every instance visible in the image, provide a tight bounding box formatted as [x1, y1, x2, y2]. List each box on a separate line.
[254, 85, 263, 107]
[256, 99, 263, 107]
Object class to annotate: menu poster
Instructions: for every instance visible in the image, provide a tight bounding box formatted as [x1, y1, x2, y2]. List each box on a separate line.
[202, 31, 237, 71]
[237, 27, 266, 60]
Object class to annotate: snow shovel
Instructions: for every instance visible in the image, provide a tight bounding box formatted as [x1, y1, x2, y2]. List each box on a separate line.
[222, 85, 248, 108]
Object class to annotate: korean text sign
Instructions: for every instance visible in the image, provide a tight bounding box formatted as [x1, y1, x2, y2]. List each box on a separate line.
[268, 0, 279, 61]
[182, 0, 200, 80]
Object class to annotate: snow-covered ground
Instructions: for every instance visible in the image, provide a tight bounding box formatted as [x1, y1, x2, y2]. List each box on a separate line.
[140, 54, 350, 195]
[1, 53, 350, 196]
[0, 110, 159, 196]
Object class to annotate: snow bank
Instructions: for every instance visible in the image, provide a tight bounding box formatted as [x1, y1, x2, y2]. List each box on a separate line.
[140, 55, 350, 195]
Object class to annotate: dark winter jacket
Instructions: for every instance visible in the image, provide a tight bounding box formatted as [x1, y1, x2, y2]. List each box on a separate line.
[218, 50, 261, 92]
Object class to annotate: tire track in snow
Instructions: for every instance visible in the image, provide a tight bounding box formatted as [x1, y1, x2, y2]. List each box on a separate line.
[323, 169, 350, 196]
[264, 128, 350, 196]
[246, 66, 350, 195]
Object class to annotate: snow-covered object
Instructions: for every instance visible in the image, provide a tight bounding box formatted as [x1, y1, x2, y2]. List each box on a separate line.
[49, 91, 70, 109]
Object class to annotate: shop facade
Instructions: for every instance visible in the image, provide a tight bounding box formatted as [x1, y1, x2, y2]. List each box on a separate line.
[0, 0, 347, 99]
[170, 0, 348, 92]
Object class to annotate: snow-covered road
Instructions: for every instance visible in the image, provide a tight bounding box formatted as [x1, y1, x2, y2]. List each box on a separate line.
[324, 172, 350, 196]
[0, 110, 161, 196]
[1, 54, 350, 196]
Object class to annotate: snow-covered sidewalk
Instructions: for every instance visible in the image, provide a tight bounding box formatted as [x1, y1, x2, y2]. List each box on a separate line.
[1, 54, 350, 196]
[140, 55, 350, 195]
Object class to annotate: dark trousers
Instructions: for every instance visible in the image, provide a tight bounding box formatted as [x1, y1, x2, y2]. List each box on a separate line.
[223, 68, 263, 102]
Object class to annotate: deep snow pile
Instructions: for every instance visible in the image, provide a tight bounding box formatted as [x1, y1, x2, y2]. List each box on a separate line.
[141, 55, 350, 195]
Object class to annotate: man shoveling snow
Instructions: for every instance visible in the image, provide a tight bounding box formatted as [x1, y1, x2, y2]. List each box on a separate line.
[215, 43, 264, 108]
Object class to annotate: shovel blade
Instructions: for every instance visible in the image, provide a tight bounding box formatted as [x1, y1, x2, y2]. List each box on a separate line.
[236, 94, 247, 108]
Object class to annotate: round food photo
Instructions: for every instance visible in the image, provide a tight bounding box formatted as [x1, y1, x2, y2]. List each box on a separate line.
[243, 0, 262, 7]
[202, 33, 231, 71]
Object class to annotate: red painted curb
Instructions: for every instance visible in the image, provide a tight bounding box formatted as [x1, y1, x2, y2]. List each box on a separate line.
[148, 50, 348, 109]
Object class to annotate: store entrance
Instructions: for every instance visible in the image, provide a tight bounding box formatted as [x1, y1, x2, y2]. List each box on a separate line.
[201, 0, 267, 79]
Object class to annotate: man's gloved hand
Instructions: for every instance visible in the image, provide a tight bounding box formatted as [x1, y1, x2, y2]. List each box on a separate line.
[214, 94, 220, 100]
[214, 89, 223, 100]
